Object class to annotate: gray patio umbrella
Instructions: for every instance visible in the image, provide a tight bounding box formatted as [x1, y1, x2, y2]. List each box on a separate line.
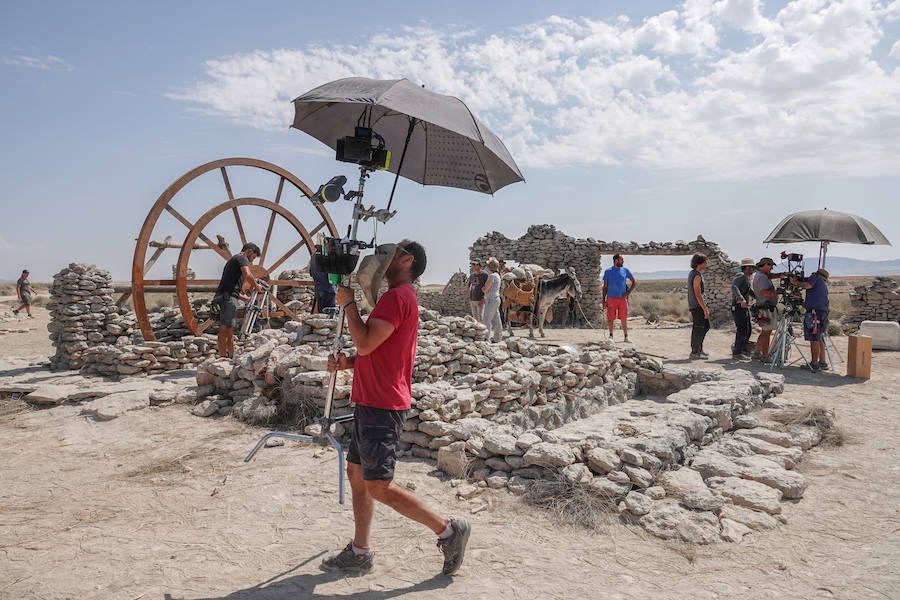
[763, 209, 891, 268]
[292, 77, 525, 205]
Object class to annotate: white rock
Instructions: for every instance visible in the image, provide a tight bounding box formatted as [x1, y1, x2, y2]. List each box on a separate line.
[720, 518, 753, 542]
[624, 491, 653, 515]
[522, 442, 576, 468]
[706, 476, 783, 514]
[586, 447, 621, 474]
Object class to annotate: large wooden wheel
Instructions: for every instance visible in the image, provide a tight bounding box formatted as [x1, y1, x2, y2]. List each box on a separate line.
[132, 158, 339, 341]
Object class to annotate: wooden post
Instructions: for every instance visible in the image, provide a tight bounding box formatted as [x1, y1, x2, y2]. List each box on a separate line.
[846, 335, 872, 379]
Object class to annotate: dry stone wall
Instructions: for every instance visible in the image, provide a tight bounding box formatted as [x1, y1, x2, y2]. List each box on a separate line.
[842, 277, 900, 330]
[468, 225, 737, 325]
[417, 272, 471, 317]
[48, 264, 138, 370]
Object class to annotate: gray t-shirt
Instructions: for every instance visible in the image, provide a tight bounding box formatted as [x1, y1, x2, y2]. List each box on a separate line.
[17, 276, 33, 296]
[687, 269, 704, 309]
[752, 271, 776, 308]
[484, 272, 502, 302]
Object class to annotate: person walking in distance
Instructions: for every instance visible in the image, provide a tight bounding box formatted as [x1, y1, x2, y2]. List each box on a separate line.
[481, 257, 503, 343]
[688, 254, 711, 359]
[13, 269, 36, 318]
[323, 240, 470, 576]
[731, 259, 756, 359]
[751, 257, 779, 361]
[602, 254, 637, 342]
[212, 243, 262, 358]
[467, 260, 488, 322]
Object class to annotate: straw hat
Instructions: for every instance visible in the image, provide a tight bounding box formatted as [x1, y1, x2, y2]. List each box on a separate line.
[739, 258, 756, 268]
[816, 268, 830, 280]
[486, 257, 500, 271]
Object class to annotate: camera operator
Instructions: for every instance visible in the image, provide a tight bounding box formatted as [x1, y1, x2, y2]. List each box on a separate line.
[751, 257, 779, 361]
[791, 268, 830, 371]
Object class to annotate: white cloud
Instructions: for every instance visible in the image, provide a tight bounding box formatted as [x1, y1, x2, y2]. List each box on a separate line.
[169, 0, 900, 180]
[2, 54, 72, 72]
[890, 39, 900, 58]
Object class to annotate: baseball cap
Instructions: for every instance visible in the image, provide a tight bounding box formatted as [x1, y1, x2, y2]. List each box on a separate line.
[756, 257, 776, 267]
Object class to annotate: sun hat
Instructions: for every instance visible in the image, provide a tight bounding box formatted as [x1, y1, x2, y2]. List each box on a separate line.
[816, 268, 830, 280]
[756, 257, 776, 267]
[486, 257, 500, 270]
[739, 258, 756, 268]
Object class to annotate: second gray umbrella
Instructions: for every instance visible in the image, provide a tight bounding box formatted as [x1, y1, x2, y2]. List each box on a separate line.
[292, 77, 524, 196]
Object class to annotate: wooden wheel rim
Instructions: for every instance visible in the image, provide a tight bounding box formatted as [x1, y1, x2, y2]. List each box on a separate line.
[131, 158, 338, 340]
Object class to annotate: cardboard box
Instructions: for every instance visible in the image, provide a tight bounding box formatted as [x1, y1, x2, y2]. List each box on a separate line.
[846, 335, 872, 379]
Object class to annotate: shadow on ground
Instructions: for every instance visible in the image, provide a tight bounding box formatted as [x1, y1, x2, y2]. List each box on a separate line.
[164, 553, 453, 600]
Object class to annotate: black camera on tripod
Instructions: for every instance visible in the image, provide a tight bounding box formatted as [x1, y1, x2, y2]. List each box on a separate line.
[776, 251, 806, 312]
[336, 127, 391, 171]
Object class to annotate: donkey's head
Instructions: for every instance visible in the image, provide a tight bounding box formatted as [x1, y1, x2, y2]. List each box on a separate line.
[567, 267, 582, 299]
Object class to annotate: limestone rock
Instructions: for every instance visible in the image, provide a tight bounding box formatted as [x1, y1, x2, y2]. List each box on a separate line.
[706, 476, 782, 514]
[522, 442, 576, 468]
[638, 501, 721, 544]
[624, 491, 652, 515]
[720, 518, 753, 542]
[734, 455, 808, 499]
[81, 390, 150, 420]
[586, 447, 621, 474]
[718, 504, 778, 531]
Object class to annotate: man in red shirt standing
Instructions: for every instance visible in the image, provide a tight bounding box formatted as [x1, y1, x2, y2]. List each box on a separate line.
[322, 240, 470, 576]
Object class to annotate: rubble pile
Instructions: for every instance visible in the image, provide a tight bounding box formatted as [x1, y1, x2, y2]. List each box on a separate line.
[48, 263, 136, 370]
[78, 337, 218, 376]
[418, 272, 470, 317]
[842, 277, 900, 330]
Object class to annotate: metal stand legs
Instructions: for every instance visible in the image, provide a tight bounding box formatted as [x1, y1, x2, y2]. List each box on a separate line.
[239, 280, 271, 339]
[769, 313, 811, 372]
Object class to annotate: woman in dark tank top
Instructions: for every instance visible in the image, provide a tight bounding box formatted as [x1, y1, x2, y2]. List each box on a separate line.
[687, 254, 710, 359]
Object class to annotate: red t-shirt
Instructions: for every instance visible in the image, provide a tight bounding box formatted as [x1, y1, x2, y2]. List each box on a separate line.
[351, 284, 418, 410]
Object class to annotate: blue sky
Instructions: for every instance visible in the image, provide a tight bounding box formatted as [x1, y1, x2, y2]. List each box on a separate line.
[2, 0, 899, 285]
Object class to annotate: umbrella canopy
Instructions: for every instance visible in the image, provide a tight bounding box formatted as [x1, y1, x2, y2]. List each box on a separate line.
[764, 209, 891, 245]
[292, 77, 524, 195]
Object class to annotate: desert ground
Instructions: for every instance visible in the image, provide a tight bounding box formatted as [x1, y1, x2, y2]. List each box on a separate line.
[1, 302, 898, 600]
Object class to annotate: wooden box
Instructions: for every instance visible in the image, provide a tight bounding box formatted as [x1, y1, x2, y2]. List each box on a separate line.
[846, 335, 872, 379]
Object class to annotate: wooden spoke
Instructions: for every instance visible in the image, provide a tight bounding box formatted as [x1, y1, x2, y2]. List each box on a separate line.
[267, 239, 306, 274]
[269, 295, 301, 323]
[198, 319, 215, 334]
[259, 177, 285, 264]
[221, 167, 247, 247]
[165, 205, 231, 261]
[144, 234, 172, 272]
[308, 220, 328, 238]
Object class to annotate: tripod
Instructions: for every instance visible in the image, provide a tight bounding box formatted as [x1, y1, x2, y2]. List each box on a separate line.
[238, 279, 271, 339]
[768, 305, 812, 372]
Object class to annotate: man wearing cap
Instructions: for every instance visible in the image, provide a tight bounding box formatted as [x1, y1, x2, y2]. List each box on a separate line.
[467, 260, 488, 323]
[731, 259, 756, 358]
[751, 258, 780, 361]
[324, 240, 470, 576]
[792, 268, 830, 371]
[13, 269, 36, 318]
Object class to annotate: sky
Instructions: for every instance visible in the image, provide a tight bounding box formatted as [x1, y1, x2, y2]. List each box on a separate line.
[1, 0, 899, 285]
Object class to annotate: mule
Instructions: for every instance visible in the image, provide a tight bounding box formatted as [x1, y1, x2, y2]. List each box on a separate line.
[534, 270, 582, 337]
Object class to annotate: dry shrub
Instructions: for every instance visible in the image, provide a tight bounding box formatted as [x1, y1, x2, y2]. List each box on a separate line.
[770, 405, 845, 447]
[524, 473, 616, 530]
[276, 383, 323, 429]
[0, 394, 33, 422]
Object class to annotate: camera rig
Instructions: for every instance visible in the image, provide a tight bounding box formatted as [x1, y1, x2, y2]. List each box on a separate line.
[776, 251, 806, 313]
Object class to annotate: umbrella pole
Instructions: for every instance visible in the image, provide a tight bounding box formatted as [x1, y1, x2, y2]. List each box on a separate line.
[818, 241, 829, 270]
[385, 119, 417, 213]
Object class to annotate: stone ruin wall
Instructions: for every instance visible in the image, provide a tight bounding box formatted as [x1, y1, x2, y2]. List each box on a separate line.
[460, 224, 737, 325]
[417, 272, 471, 318]
[841, 277, 900, 331]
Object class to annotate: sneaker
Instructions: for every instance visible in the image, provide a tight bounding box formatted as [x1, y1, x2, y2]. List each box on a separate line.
[699, 351, 709, 358]
[437, 518, 470, 575]
[818, 361, 830, 371]
[689, 353, 703, 360]
[12, 309, 18, 316]
[27, 315, 34, 319]
[320, 542, 374, 574]
[808, 362, 820, 372]
[623, 336, 630, 343]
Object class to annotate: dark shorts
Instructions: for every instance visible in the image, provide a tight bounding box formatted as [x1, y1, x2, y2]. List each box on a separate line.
[803, 310, 828, 341]
[212, 293, 239, 328]
[347, 404, 408, 481]
[20, 293, 32, 307]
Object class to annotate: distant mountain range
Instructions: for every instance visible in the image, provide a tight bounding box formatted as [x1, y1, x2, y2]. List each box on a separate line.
[633, 257, 900, 280]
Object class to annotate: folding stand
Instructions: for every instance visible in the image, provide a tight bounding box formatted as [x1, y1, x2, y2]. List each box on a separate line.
[238, 280, 271, 339]
[769, 311, 812, 372]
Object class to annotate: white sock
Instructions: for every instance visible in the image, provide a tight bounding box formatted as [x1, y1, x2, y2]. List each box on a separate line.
[352, 542, 372, 556]
[437, 519, 453, 539]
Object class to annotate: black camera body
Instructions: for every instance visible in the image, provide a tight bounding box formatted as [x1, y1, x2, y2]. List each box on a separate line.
[336, 127, 391, 170]
[775, 250, 807, 313]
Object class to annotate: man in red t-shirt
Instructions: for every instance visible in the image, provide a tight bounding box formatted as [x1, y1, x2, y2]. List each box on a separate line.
[322, 240, 470, 576]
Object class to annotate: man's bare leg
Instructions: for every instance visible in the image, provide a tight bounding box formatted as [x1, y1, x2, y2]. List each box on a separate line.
[607, 320, 615, 337]
[348, 463, 375, 548]
[365, 479, 446, 534]
[756, 331, 772, 357]
[621, 318, 628, 338]
[217, 325, 235, 358]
